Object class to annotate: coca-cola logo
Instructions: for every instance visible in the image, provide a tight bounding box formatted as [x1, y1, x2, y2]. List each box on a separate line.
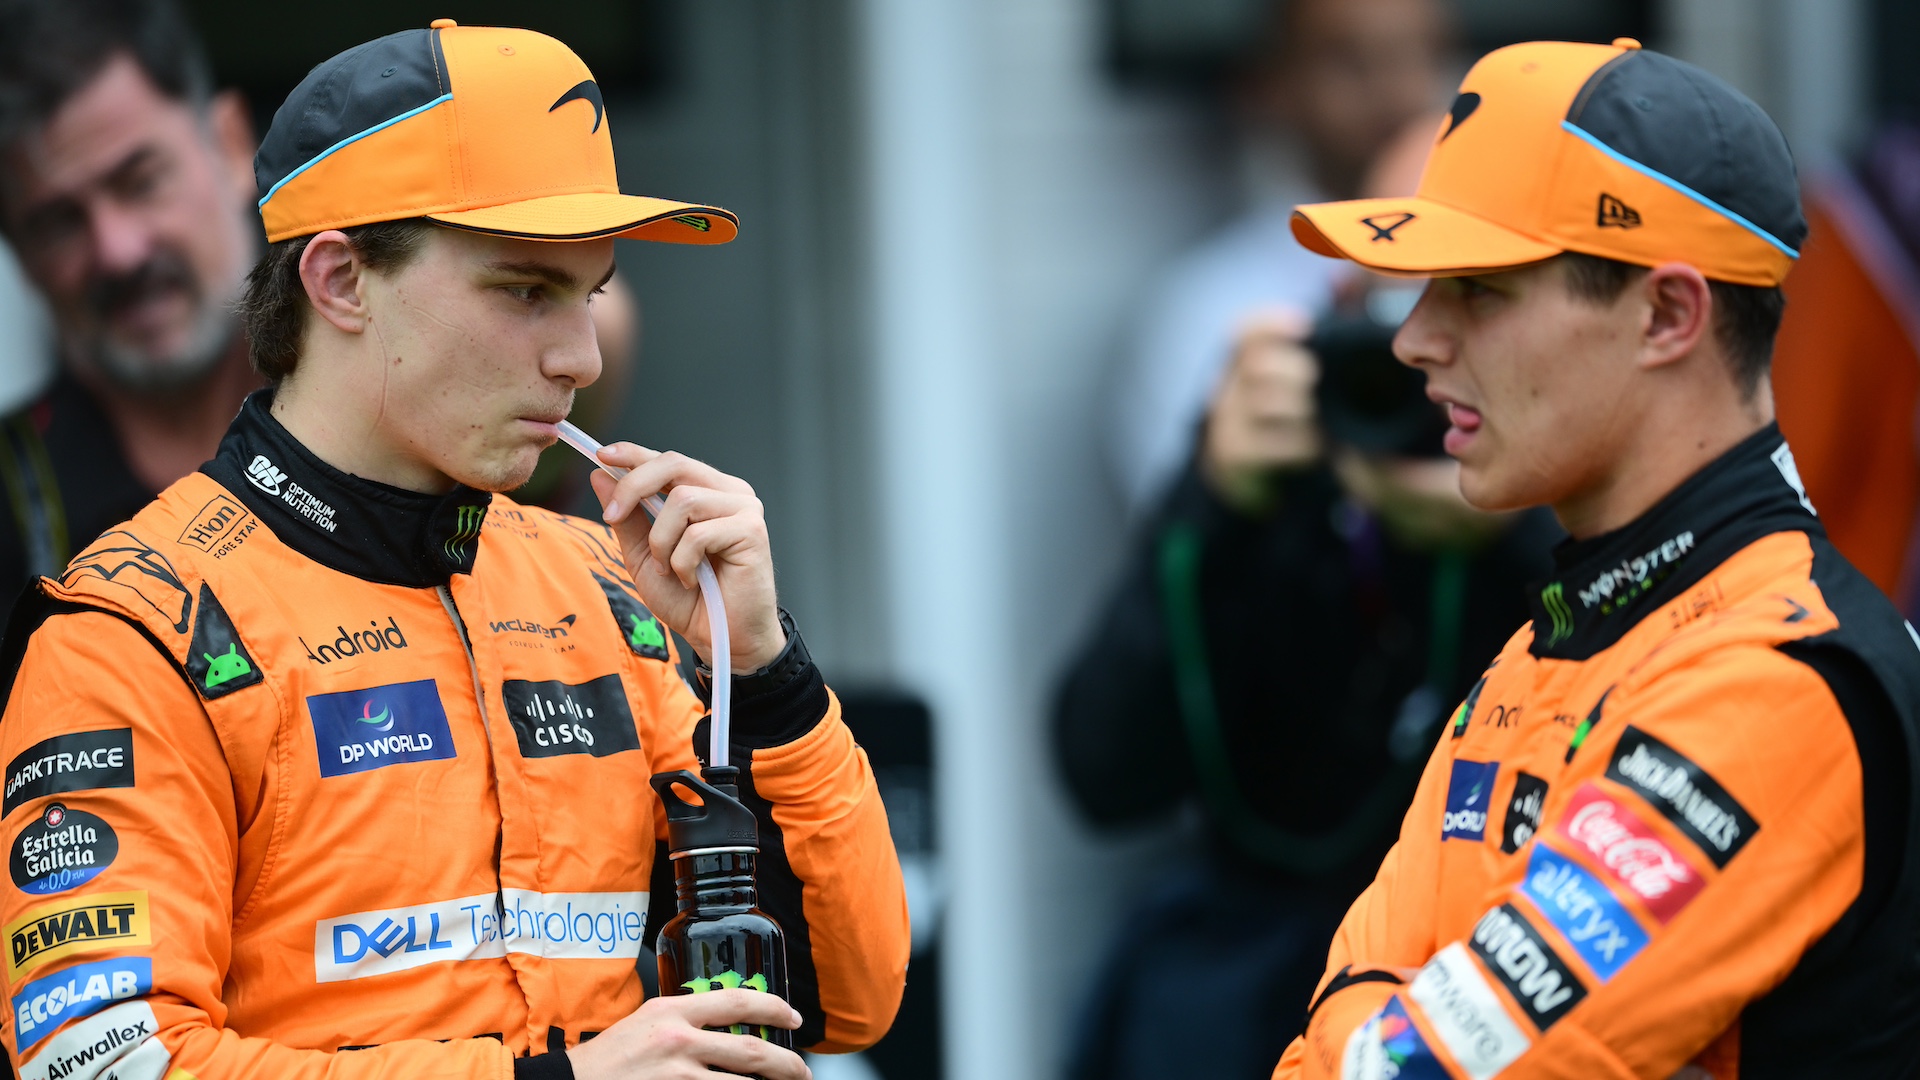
[1556, 783, 1705, 924]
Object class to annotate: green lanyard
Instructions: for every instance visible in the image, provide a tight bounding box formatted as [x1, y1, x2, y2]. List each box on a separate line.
[1156, 520, 1468, 874]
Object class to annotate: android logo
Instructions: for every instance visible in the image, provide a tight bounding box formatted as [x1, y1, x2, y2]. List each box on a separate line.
[203, 643, 252, 689]
[628, 613, 666, 651]
[682, 970, 772, 1036]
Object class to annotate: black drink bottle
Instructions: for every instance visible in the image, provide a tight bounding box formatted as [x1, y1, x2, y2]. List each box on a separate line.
[649, 766, 795, 1051]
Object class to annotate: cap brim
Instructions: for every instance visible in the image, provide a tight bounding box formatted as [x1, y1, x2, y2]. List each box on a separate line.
[427, 192, 738, 245]
[1291, 197, 1562, 277]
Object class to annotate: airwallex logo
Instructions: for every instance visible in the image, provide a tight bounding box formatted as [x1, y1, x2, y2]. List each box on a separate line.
[313, 889, 648, 983]
[307, 679, 455, 778]
[1442, 759, 1499, 842]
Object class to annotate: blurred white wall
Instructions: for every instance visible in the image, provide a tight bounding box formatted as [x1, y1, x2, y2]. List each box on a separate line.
[858, 0, 1231, 1077]
[0, 238, 53, 414]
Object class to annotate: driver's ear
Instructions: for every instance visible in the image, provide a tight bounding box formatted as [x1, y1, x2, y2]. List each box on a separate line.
[299, 231, 369, 335]
[1639, 263, 1713, 371]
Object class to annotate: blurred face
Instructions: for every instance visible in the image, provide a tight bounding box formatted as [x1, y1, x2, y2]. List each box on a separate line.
[1393, 260, 1641, 513]
[1262, 0, 1450, 198]
[347, 228, 609, 493]
[0, 54, 256, 390]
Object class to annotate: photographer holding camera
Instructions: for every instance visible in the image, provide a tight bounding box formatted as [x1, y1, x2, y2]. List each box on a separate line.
[1053, 119, 1557, 1080]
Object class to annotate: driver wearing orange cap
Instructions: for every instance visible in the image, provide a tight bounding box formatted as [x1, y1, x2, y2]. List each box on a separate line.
[1276, 39, 1920, 1078]
[0, 19, 906, 1080]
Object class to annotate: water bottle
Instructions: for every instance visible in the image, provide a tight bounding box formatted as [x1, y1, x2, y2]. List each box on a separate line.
[649, 766, 794, 1051]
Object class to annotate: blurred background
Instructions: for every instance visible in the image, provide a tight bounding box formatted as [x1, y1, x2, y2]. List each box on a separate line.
[0, 0, 1914, 1078]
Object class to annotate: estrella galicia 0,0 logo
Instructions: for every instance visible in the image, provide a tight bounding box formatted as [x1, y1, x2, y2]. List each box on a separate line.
[1442, 759, 1500, 842]
[10, 804, 119, 896]
[307, 679, 456, 778]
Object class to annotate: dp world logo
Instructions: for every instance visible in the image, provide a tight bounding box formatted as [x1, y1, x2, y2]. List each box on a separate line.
[307, 679, 456, 778]
[1442, 758, 1500, 842]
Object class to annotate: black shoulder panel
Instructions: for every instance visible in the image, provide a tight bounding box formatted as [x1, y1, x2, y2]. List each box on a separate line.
[1742, 537, 1920, 1075]
[0, 585, 189, 716]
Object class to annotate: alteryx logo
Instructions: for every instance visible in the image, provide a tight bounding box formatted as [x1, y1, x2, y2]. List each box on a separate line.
[314, 890, 647, 983]
[307, 679, 455, 778]
[1442, 759, 1499, 842]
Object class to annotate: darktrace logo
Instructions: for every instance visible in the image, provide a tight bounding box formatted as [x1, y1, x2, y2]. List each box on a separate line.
[548, 79, 605, 133]
[1500, 772, 1548, 853]
[502, 674, 640, 759]
[1442, 759, 1499, 842]
[1362, 212, 1417, 242]
[489, 614, 576, 638]
[307, 679, 455, 778]
[5, 731, 135, 816]
[1597, 193, 1642, 229]
[5, 890, 150, 981]
[300, 618, 410, 665]
[245, 454, 286, 495]
[11, 804, 119, 896]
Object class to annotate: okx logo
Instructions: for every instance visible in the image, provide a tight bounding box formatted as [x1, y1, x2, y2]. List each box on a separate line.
[307, 679, 455, 778]
[1442, 759, 1499, 842]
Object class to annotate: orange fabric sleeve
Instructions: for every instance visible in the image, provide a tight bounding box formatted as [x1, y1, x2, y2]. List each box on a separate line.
[0, 612, 513, 1080]
[1286, 645, 1864, 1079]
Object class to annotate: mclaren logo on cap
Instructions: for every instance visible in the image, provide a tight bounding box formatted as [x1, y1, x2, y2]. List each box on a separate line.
[1362, 212, 1417, 242]
[549, 80, 605, 134]
[1597, 193, 1643, 230]
[1440, 92, 1481, 142]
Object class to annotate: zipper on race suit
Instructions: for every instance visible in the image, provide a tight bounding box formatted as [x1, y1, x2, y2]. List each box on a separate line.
[437, 584, 491, 728]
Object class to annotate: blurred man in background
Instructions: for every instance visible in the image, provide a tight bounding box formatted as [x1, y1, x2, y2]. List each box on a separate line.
[0, 0, 638, 625]
[1055, 116, 1557, 1080]
[1107, 0, 1454, 516]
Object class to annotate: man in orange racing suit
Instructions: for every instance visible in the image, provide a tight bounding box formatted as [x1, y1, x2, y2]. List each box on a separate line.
[1276, 39, 1920, 1078]
[0, 20, 907, 1080]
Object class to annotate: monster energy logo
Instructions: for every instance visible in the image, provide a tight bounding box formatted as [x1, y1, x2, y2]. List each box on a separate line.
[1540, 582, 1575, 647]
[444, 506, 485, 565]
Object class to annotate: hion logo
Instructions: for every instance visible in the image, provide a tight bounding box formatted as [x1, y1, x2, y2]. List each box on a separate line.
[246, 454, 286, 495]
[1439, 91, 1481, 141]
[1362, 212, 1417, 243]
[1597, 193, 1642, 229]
[549, 80, 605, 133]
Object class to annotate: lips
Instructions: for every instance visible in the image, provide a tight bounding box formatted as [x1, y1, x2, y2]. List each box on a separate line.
[1446, 402, 1482, 433]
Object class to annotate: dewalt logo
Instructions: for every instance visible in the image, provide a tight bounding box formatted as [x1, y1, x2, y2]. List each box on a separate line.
[5, 891, 150, 981]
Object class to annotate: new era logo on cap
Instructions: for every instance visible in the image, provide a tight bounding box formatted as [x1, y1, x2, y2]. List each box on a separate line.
[1597, 194, 1642, 229]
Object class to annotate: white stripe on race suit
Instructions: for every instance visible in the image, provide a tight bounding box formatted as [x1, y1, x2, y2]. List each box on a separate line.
[19, 1000, 164, 1080]
[1408, 944, 1531, 1080]
[314, 891, 648, 982]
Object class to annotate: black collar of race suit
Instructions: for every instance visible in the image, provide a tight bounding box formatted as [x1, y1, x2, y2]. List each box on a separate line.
[200, 391, 492, 588]
[1525, 422, 1824, 661]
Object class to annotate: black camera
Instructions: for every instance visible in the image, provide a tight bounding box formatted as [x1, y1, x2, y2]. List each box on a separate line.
[1309, 294, 1447, 458]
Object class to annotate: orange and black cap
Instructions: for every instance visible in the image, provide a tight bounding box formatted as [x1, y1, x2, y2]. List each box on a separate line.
[1292, 39, 1805, 287]
[255, 20, 736, 246]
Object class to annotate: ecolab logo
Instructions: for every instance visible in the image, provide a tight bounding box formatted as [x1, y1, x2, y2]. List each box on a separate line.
[1442, 759, 1499, 842]
[13, 957, 151, 1052]
[245, 455, 286, 495]
[314, 890, 647, 982]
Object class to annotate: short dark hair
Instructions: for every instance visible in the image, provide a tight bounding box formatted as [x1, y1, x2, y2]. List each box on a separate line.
[240, 220, 436, 383]
[1558, 251, 1786, 395]
[0, 0, 211, 150]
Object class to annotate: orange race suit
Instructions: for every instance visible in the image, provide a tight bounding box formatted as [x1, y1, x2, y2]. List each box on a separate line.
[0, 393, 909, 1080]
[1277, 424, 1920, 1079]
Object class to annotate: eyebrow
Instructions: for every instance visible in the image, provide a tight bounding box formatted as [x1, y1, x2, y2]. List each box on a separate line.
[484, 257, 618, 292]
